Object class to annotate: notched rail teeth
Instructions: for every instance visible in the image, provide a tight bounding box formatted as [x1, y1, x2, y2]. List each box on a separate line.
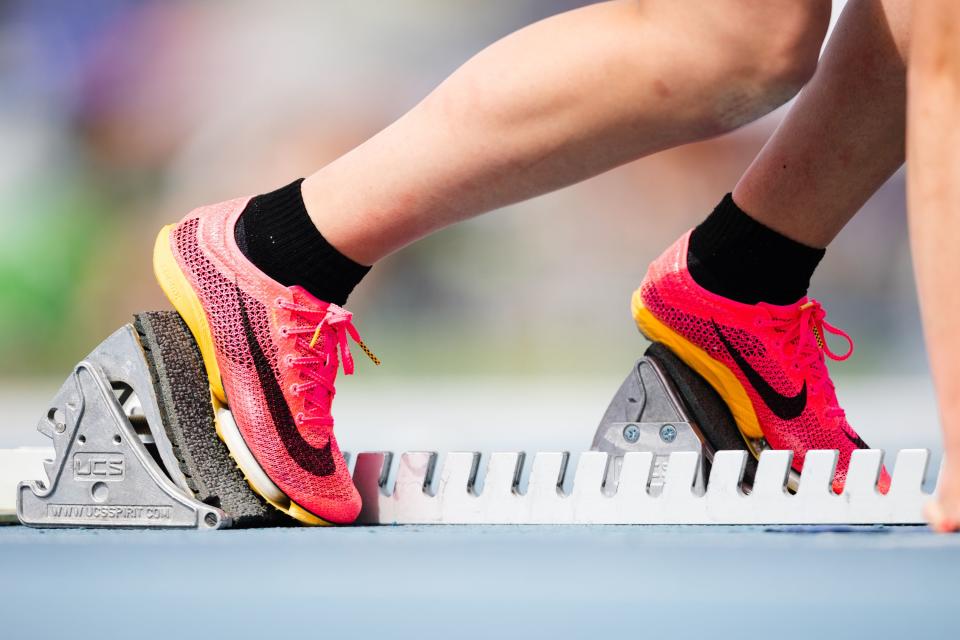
[350, 449, 935, 525]
[4, 447, 936, 526]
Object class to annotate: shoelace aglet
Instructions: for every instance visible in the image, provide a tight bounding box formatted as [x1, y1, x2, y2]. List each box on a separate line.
[356, 338, 381, 366]
[308, 322, 325, 350]
[308, 319, 380, 365]
[798, 300, 852, 360]
[812, 324, 824, 349]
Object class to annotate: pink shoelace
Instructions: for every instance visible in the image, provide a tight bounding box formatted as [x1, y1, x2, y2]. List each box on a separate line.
[278, 301, 379, 430]
[760, 299, 854, 420]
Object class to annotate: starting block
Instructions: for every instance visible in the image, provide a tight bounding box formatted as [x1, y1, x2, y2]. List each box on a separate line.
[0, 312, 938, 528]
[11, 312, 283, 528]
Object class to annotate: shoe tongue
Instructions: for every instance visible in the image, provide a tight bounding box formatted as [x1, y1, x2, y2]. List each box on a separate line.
[756, 297, 810, 335]
[759, 299, 823, 361]
[756, 296, 808, 317]
[288, 285, 331, 311]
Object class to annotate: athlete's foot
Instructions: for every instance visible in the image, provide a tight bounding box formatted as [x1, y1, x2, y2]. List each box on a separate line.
[153, 197, 377, 524]
[633, 231, 891, 494]
[926, 461, 960, 532]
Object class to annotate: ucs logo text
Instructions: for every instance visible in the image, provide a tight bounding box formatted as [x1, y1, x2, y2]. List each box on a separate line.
[73, 453, 125, 481]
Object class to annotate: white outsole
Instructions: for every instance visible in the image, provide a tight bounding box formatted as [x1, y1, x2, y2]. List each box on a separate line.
[214, 406, 289, 508]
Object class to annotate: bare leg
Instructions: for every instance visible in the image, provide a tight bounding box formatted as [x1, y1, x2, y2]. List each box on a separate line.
[907, 1, 960, 532]
[302, 0, 830, 264]
[733, 0, 910, 249]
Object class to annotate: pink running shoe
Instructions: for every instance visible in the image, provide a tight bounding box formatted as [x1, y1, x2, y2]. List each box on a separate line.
[633, 231, 890, 494]
[152, 197, 378, 524]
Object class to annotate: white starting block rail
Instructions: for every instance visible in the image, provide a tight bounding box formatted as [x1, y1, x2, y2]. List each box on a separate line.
[0, 448, 49, 523]
[2, 447, 935, 526]
[352, 449, 934, 525]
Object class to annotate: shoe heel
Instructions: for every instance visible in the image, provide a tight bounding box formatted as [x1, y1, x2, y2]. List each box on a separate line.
[153, 224, 227, 404]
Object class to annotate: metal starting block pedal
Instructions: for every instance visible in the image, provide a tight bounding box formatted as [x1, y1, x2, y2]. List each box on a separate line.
[15, 312, 282, 529]
[6, 313, 939, 528]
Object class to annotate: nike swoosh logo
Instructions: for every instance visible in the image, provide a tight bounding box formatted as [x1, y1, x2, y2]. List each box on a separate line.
[711, 318, 807, 420]
[238, 291, 335, 477]
[842, 428, 869, 450]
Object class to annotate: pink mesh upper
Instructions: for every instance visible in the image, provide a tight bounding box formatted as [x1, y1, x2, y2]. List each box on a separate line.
[639, 231, 890, 494]
[168, 199, 362, 523]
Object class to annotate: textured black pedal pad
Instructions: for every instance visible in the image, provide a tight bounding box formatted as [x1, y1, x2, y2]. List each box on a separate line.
[644, 342, 758, 484]
[134, 311, 287, 527]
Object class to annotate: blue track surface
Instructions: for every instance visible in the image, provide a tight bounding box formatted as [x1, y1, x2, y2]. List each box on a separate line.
[1, 524, 956, 639]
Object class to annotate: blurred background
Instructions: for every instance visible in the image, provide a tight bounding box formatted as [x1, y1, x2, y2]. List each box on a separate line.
[0, 1, 939, 458]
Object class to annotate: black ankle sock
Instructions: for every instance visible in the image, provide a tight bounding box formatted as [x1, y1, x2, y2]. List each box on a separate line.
[686, 194, 825, 305]
[234, 179, 370, 305]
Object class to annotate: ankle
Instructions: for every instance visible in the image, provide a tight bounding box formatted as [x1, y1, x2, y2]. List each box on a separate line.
[686, 193, 825, 305]
[234, 179, 370, 305]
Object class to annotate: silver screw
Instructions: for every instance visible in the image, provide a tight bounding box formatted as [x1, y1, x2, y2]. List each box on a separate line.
[659, 424, 677, 443]
[622, 424, 641, 443]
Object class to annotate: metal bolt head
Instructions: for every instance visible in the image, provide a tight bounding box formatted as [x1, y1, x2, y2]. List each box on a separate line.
[659, 424, 677, 443]
[622, 424, 641, 444]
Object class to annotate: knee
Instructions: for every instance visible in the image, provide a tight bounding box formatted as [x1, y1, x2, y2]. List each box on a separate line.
[703, 0, 831, 132]
[753, 1, 832, 93]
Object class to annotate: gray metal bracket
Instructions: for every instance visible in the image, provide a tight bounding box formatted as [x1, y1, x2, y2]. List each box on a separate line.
[591, 357, 705, 495]
[17, 325, 228, 529]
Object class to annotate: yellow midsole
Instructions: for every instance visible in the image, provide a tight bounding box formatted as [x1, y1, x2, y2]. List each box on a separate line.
[631, 288, 764, 440]
[153, 224, 227, 404]
[152, 223, 331, 526]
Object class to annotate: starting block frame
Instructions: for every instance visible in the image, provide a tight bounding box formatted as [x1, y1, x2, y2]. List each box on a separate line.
[1, 312, 939, 528]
